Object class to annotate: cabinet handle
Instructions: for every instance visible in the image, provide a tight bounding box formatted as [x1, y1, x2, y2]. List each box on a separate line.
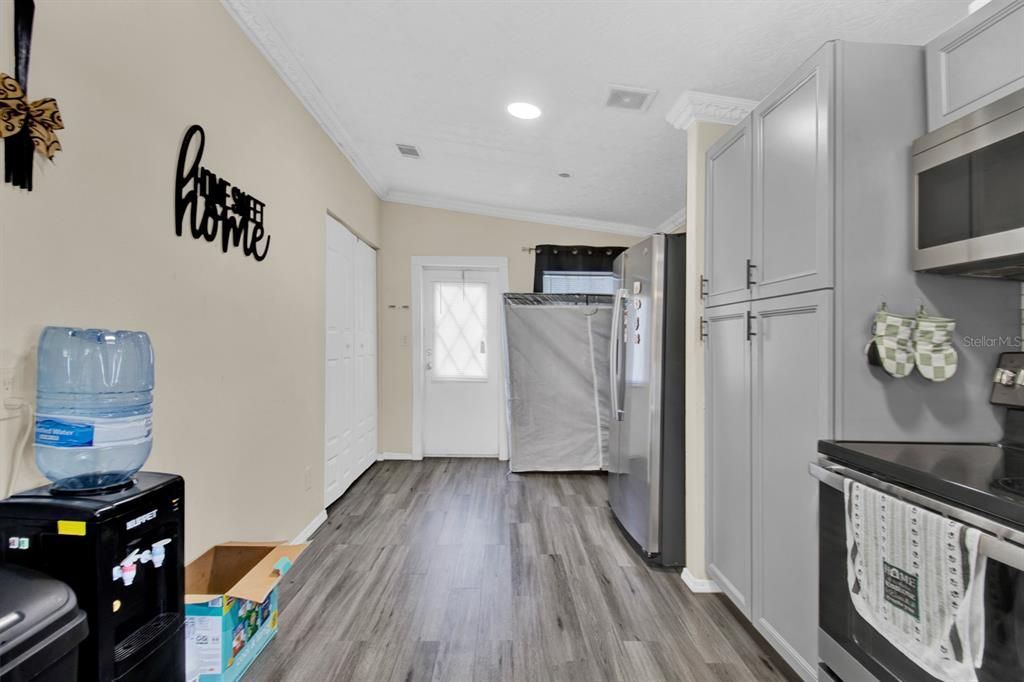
[699, 316, 708, 342]
[746, 260, 757, 289]
[700, 275, 709, 300]
[746, 311, 757, 341]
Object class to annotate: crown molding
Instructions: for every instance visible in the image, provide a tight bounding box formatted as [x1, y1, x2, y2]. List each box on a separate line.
[666, 91, 759, 131]
[222, 0, 387, 197]
[655, 206, 686, 233]
[225, 0, 660, 237]
[385, 191, 654, 238]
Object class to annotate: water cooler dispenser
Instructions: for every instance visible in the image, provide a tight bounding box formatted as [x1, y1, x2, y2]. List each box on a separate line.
[0, 474, 185, 681]
[0, 327, 185, 680]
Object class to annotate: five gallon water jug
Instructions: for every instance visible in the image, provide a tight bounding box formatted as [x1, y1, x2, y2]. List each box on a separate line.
[35, 327, 154, 492]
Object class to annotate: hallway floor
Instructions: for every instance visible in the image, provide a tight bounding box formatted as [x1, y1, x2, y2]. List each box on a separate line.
[247, 459, 792, 681]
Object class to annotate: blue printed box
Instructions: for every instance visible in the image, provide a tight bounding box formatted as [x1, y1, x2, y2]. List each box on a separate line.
[185, 542, 306, 682]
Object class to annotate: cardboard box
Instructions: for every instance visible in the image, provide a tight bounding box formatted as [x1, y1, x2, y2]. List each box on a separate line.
[185, 541, 306, 682]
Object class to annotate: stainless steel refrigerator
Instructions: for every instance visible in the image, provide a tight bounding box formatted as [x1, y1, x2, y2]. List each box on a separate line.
[608, 233, 686, 566]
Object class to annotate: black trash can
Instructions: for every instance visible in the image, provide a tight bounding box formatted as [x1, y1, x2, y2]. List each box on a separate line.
[0, 564, 88, 682]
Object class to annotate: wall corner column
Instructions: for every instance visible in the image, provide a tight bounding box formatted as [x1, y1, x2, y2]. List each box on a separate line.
[666, 91, 756, 584]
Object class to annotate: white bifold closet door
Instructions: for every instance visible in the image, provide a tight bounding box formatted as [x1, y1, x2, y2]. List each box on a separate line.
[353, 237, 378, 478]
[325, 215, 377, 507]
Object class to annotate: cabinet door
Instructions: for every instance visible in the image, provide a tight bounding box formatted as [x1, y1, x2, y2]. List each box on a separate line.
[752, 43, 833, 300]
[750, 290, 833, 681]
[704, 301, 752, 616]
[705, 119, 753, 308]
[926, 0, 1024, 131]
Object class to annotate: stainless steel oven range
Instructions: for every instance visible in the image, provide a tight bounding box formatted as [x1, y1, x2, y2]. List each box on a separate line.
[813, 352, 1024, 681]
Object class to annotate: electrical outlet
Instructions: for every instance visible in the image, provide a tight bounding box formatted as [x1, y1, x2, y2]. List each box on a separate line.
[0, 367, 19, 413]
[304, 466, 312, 491]
[1, 367, 14, 396]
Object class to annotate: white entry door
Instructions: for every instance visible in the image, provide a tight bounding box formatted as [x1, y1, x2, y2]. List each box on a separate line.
[325, 215, 377, 507]
[421, 268, 502, 456]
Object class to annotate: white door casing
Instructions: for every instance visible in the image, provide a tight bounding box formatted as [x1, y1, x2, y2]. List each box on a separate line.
[412, 257, 509, 459]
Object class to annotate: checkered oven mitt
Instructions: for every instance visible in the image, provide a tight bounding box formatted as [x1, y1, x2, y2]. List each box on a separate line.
[914, 311, 958, 382]
[867, 306, 917, 378]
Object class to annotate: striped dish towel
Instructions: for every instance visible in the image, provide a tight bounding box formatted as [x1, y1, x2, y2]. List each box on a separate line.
[845, 479, 988, 681]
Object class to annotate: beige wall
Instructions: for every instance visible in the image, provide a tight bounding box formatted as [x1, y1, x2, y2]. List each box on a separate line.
[377, 201, 638, 455]
[0, 1, 379, 560]
[682, 121, 732, 581]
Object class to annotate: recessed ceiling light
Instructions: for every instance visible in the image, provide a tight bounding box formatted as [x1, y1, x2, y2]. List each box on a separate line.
[558, 172, 571, 178]
[507, 102, 542, 120]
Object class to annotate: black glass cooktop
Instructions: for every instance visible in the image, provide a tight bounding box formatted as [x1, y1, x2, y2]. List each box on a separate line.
[819, 440, 1024, 530]
[996, 476, 1024, 496]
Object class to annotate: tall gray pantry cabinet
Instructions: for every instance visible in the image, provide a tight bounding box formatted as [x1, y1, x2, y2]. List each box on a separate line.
[702, 41, 1021, 681]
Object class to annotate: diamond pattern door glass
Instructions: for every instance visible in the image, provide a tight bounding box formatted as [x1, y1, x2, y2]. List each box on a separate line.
[433, 281, 488, 380]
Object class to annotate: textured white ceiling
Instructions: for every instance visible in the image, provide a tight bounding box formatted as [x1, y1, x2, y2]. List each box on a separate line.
[228, 0, 969, 235]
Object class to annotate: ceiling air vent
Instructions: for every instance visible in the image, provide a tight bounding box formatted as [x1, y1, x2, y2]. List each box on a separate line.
[396, 143, 421, 159]
[605, 85, 657, 112]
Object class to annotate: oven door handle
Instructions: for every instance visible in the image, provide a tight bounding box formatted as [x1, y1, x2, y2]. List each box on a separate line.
[809, 460, 1024, 573]
[809, 461, 846, 491]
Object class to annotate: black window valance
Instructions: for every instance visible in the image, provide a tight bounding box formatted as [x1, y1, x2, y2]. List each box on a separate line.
[532, 244, 627, 292]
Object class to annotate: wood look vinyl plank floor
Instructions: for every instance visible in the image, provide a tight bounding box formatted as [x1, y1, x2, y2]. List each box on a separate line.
[247, 459, 794, 682]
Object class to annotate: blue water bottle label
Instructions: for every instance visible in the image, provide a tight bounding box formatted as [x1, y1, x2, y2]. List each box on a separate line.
[35, 418, 95, 447]
[35, 413, 151, 448]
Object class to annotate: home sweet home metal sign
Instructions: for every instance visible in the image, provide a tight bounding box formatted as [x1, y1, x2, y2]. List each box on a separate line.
[174, 124, 270, 262]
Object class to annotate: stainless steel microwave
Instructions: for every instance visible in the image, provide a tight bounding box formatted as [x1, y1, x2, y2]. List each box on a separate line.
[913, 88, 1024, 278]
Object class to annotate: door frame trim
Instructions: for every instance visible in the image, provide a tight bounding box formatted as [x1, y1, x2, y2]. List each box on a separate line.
[411, 256, 510, 460]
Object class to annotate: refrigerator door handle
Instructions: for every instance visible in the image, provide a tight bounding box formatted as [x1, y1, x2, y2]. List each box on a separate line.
[609, 287, 627, 422]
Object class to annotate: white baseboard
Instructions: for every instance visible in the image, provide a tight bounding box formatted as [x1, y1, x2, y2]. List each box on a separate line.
[681, 567, 721, 594]
[379, 451, 420, 461]
[291, 509, 328, 544]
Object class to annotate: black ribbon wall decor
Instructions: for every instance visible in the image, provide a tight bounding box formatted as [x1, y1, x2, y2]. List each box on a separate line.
[1, 0, 64, 191]
[175, 124, 270, 262]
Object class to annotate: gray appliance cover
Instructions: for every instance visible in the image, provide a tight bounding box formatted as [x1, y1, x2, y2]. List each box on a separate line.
[504, 294, 612, 472]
